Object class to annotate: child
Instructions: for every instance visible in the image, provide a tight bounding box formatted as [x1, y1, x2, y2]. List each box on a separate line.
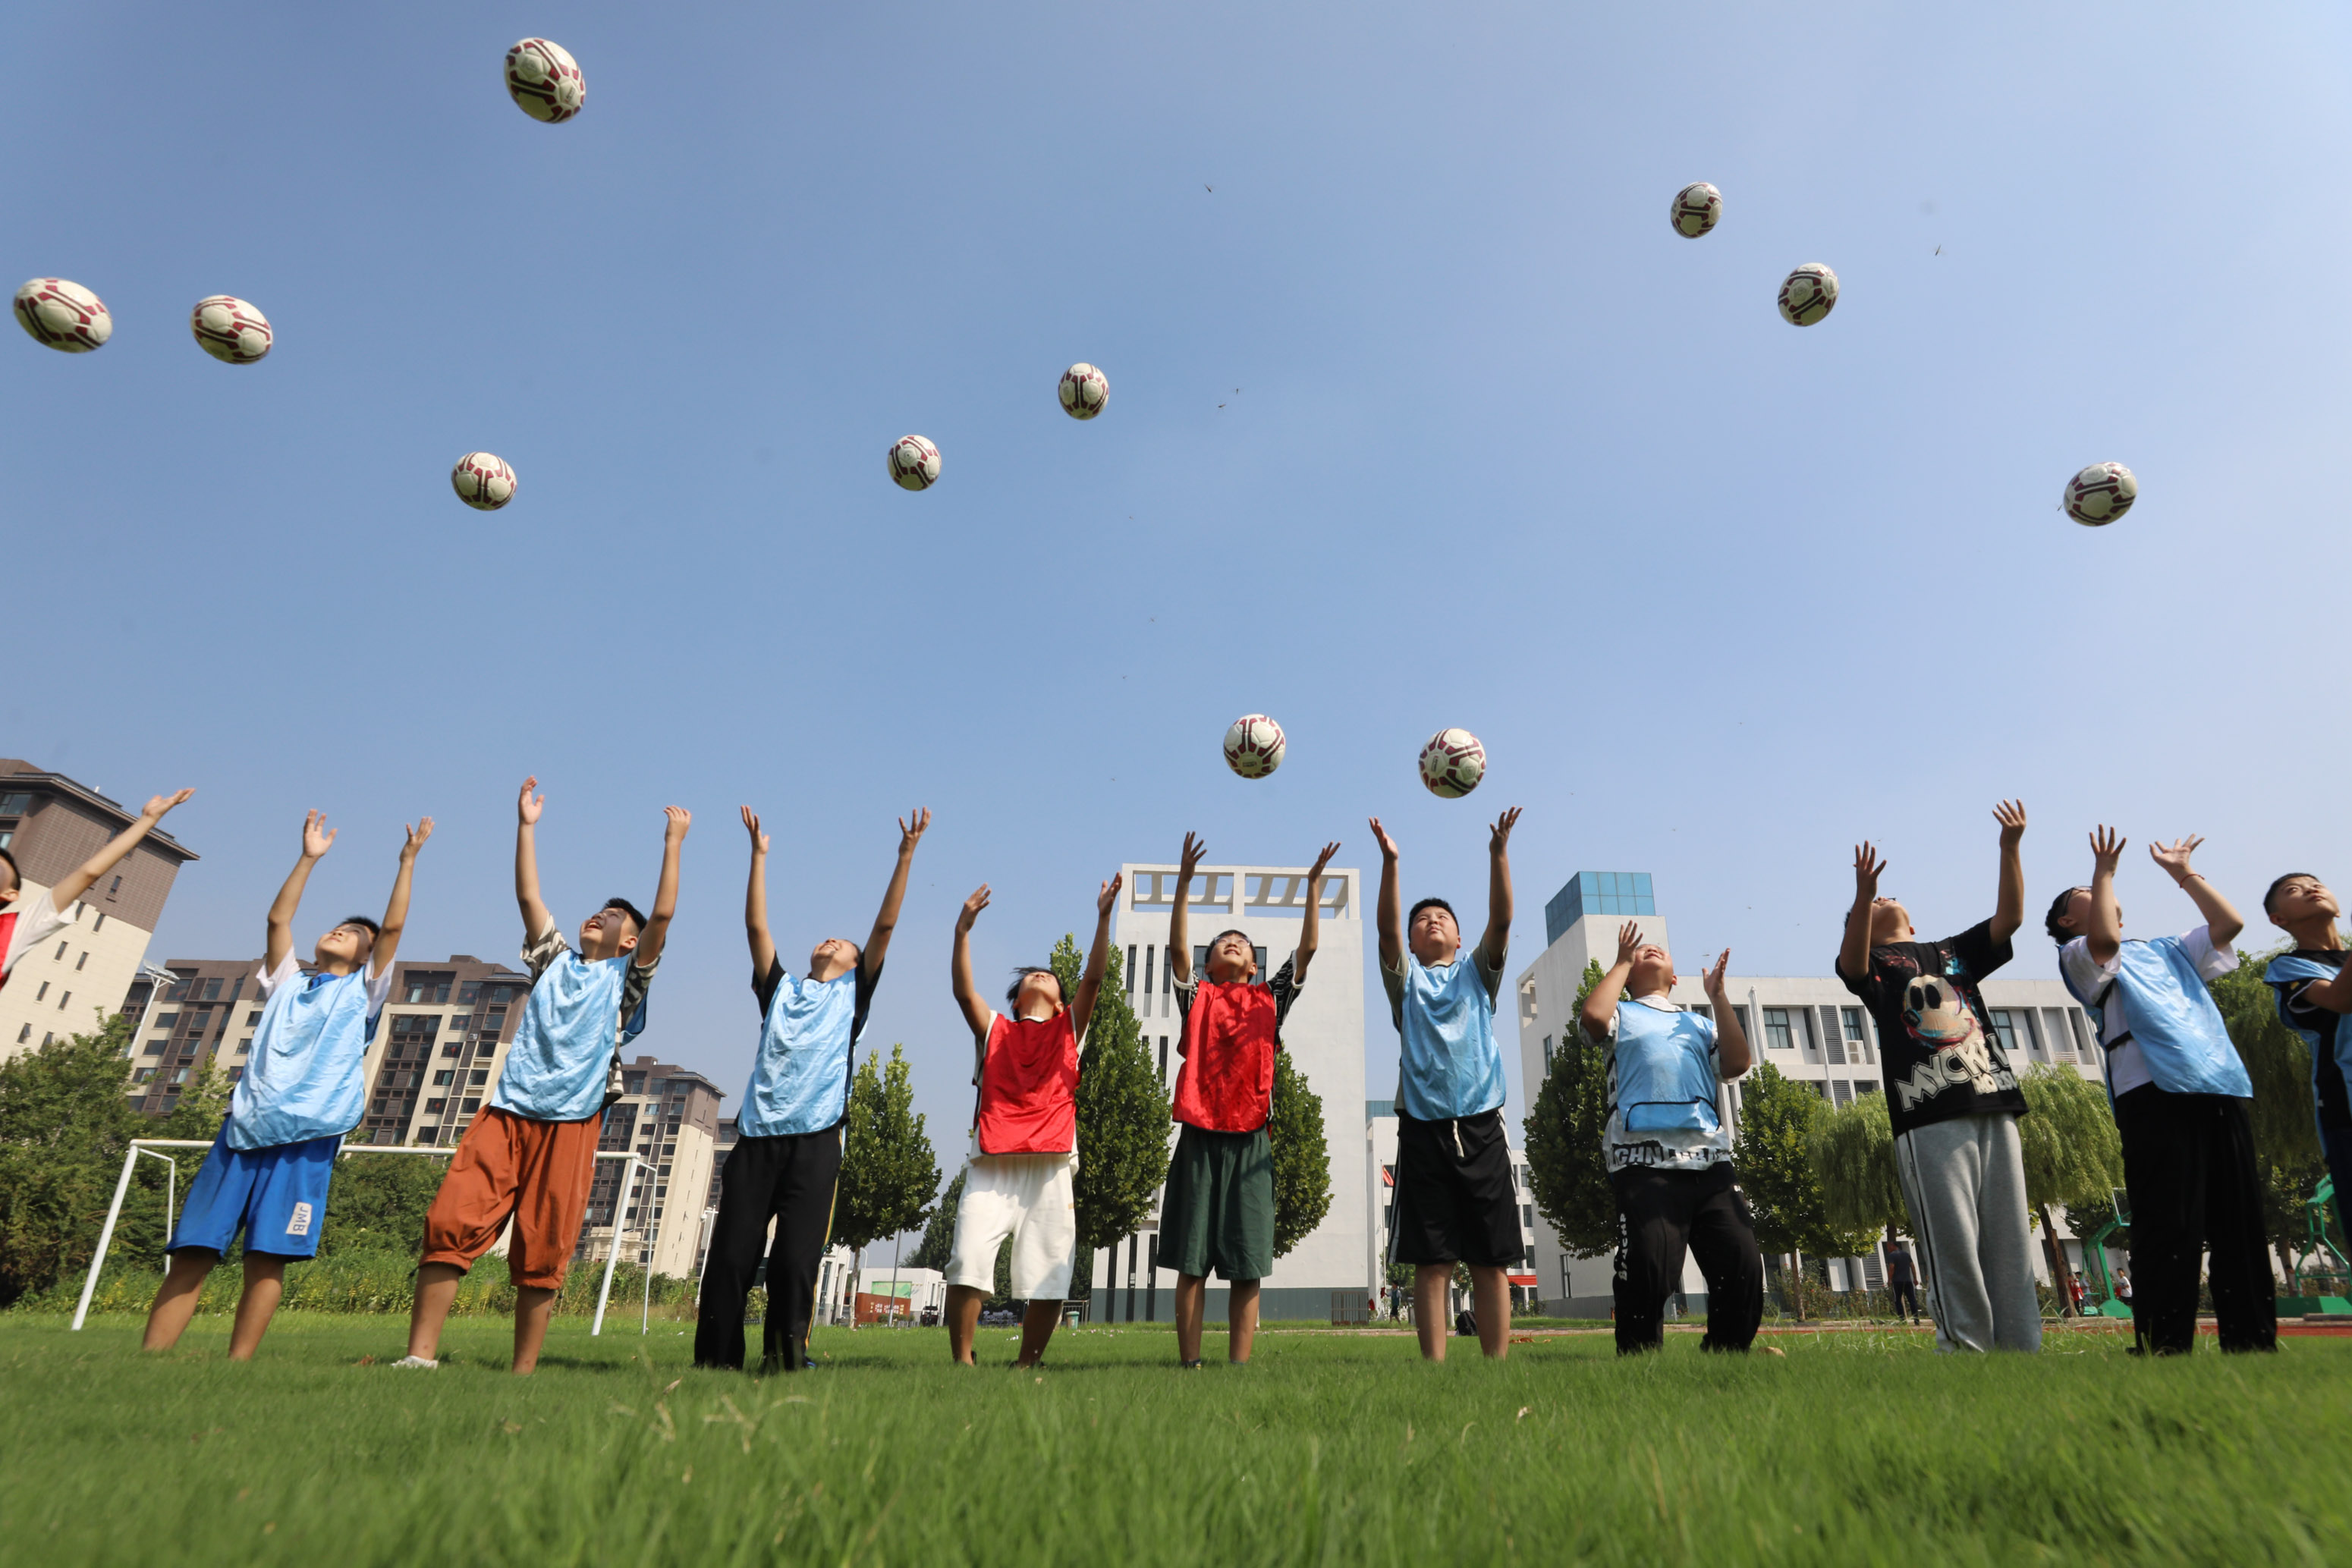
[1162, 831, 1339, 1368]
[1577, 919, 1761, 1353]
[1369, 806, 1521, 1362]
[943, 872, 1119, 1368]
[2, 786, 193, 992]
[400, 777, 687, 1375]
[1836, 803, 2039, 1354]
[2050, 827, 2272, 1354]
[143, 809, 429, 1358]
[2261, 872, 2352, 1243]
[694, 803, 928, 1373]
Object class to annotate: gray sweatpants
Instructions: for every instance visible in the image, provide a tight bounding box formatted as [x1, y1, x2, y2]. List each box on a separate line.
[1892, 1112, 2042, 1354]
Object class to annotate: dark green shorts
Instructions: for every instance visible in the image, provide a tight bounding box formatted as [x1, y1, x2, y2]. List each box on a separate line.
[1160, 1123, 1275, 1282]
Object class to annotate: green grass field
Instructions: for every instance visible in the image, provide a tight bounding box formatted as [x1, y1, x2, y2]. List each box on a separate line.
[3, 1314, 2346, 1566]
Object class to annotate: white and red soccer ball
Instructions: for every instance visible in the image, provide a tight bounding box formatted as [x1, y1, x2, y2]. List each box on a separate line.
[1222, 715, 1286, 779]
[451, 452, 518, 511]
[1058, 363, 1108, 420]
[1419, 727, 1486, 798]
[1778, 263, 1838, 326]
[1669, 182, 1722, 238]
[505, 38, 584, 123]
[2064, 463, 2137, 526]
[888, 435, 942, 491]
[190, 296, 272, 364]
[14, 278, 112, 352]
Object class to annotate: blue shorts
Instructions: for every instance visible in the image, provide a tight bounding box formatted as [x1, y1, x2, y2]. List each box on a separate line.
[168, 1123, 340, 1259]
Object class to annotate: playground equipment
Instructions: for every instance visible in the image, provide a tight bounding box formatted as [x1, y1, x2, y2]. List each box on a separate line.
[2281, 1173, 2352, 1316]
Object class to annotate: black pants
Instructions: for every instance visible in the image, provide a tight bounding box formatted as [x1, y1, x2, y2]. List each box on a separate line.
[2114, 1087, 2276, 1355]
[693, 1124, 843, 1372]
[1610, 1163, 1764, 1354]
[1888, 1277, 1921, 1321]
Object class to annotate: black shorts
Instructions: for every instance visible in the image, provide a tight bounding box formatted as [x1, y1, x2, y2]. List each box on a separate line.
[1390, 1107, 1521, 1268]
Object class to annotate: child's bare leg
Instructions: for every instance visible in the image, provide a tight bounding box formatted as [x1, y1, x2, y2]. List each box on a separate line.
[1174, 1274, 1208, 1362]
[142, 1250, 219, 1350]
[1413, 1263, 1453, 1362]
[1228, 1279, 1262, 1362]
[1470, 1265, 1511, 1359]
[226, 1255, 288, 1360]
[946, 1285, 985, 1363]
[511, 1285, 555, 1374]
[1013, 1299, 1060, 1367]
[405, 1262, 464, 1361]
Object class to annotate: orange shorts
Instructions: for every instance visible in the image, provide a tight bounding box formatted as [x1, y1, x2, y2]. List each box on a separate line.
[421, 1106, 603, 1290]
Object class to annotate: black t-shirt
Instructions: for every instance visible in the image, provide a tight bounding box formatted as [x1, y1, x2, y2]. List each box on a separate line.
[2271, 949, 2350, 1130]
[1839, 919, 2026, 1137]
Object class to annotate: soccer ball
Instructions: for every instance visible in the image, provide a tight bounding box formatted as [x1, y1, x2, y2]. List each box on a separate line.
[505, 38, 584, 123]
[1669, 182, 1722, 238]
[1222, 715, 1286, 779]
[888, 435, 941, 491]
[1418, 728, 1486, 798]
[1058, 363, 1108, 420]
[190, 296, 272, 364]
[2064, 463, 2137, 526]
[451, 452, 518, 511]
[1778, 263, 1838, 326]
[14, 278, 111, 352]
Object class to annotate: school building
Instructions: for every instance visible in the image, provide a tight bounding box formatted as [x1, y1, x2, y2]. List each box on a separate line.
[575, 1058, 725, 1279]
[0, 760, 198, 1063]
[1512, 871, 2110, 1318]
[1366, 1105, 1539, 1309]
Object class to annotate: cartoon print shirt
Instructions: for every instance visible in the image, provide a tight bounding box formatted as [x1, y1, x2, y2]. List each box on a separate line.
[1840, 919, 2027, 1137]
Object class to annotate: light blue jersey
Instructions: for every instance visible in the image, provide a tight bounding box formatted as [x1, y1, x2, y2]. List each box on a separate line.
[1385, 947, 1507, 1122]
[490, 929, 651, 1122]
[738, 963, 876, 1138]
[225, 956, 391, 1151]
[1604, 998, 1729, 1172]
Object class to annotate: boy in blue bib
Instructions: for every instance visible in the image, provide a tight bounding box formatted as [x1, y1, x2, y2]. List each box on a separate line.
[142, 809, 432, 1359]
[694, 803, 928, 1373]
[2261, 872, 2352, 1243]
[1579, 920, 1761, 1353]
[2050, 825, 2272, 1354]
[1370, 806, 1522, 1362]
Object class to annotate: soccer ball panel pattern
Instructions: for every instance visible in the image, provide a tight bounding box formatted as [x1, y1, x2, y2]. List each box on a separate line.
[451, 451, 518, 511]
[1778, 263, 1838, 326]
[1222, 715, 1286, 779]
[1670, 182, 1722, 238]
[1058, 363, 1109, 420]
[1418, 727, 1486, 798]
[190, 296, 272, 364]
[14, 278, 112, 353]
[888, 435, 942, 491]
[505, 38, 584, 123]
[2064, 463, 2137, 526]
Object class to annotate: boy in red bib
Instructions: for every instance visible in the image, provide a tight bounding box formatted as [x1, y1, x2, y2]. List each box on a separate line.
[944, 872, 1121, 1368]
[1163, 831, 1338, 1368]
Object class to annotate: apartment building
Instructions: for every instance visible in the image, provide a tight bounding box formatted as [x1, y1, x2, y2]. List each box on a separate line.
[1367, 1103, 1537, 1310]
[1, 761, 197, 1061]
[576, 1057, 725, 1279]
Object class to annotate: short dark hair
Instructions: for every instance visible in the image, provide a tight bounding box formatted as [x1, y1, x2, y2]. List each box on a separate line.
[2266, 873, 2321, 919]
[0, 847, 17, 896]
[338, 915, 382, 940]
[602, 897, 649, 936]
[1407, 897, 1457, 932]
[1005, 966, 1065, 1007]
[2044, 888, 2086, 946]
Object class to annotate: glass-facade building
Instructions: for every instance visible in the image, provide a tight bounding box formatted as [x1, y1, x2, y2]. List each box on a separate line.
[1543, 871, 1655, 946]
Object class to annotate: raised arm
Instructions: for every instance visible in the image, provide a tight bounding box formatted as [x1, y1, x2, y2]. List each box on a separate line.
[1704, 948, 1750, 1078]
[2085, 825, 2126, 966]
[861, 807, 929, 978]
[1479, 806, 1521, 971]
[1070, 874, 1123, 1045]
[2149, 835, 2243, 948]
[1580, 920, 1643, 1042]
[514, 776, 553, 940]
[633, 806, 691, 968]
[741, 806, 775, 981]
[266, 811, 335, 973]
[951, 885, 993, 1039]
[1292, 840, 1341, 983]
[1370, 817, 1402, 972]
[1838, 842, 1886, 982]
[49, 788, 193, 910]
[371, 819, 433, 978]
[1990, 800, 2027, 945]
[1168, 832, 1206, 983]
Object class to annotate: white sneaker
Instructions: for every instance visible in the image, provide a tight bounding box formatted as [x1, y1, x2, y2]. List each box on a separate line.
[389, 1355, 439, 1369]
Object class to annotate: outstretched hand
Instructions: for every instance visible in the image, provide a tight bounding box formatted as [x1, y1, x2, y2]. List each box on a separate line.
[141, 788, 195, 822]
[517, 776, 545, 826]
[957, 885, 991, 932]
[898, 806, 931, 854]
[1702, 948, 1731, 998]
[1306, 840, 1341, 881]
[1853, 841, 1886, 895]
[2149, 834, 2204, 885]
[1489, 806, 1523, 854]
[302, 809, 336, 859]
[1178, 831, 1207, 878]
[741, 805, 769, 854]
[662, 806, 692, 841]
[1368, 817, 1399, 862]
[2089, 824, 2126, 871]
[1614, 919, 1644, 967]
[1096, 872, 1124, 919]
[401, 818, 435, 859]
[1992, 799, 2027, 843]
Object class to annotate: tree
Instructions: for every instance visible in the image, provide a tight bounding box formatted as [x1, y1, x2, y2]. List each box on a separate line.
[1810, 1088, 1905, 1243]
[1523, 960, 1615, 1258]
[322, 1151, 451, 1257]
[1731, 1062, 1875, 1317]
[833, 1043, 940, 1302]
[2210, 948, 2340, 1277]
[907, 1167, 962, 1272]
[2015, 1063, 2124, 1312]
[1058, 938, 1170, 1262]
[1268, 1052, 1331, 1258]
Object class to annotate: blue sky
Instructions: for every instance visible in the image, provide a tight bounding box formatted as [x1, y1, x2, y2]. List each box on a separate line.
[8, 2, 2352, 1189]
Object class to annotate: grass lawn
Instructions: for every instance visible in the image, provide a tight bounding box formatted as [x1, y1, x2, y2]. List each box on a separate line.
[3, 1314, 2347, 1566]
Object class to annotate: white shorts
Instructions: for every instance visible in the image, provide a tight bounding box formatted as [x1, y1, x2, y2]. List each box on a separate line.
[946, 1152, 1078, 1300]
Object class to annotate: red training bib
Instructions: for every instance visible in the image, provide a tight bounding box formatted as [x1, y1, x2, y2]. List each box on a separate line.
[974, 1011, 1079, 1155]
[1171, 981, 1278, 1133]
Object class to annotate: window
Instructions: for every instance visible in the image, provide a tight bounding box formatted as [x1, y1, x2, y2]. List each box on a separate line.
[143, 1039, 164, 1055]
[1762, 1008, 1796, 1051]
[173, 1067, 190, 1085]
[246, 1010, 262, 1026]
[462, 1097, 481, 1114]
[403, 972, 454, 1004]
[624, 1072, 646, 1095]
[91, 913, 105, 932]
[1542, 1034, 1554, 1070]
[33, 982, 47, 1001]
[134, 1068, 154, 1083]
[1521, 1203, 1533, 1230]
[434, 1070, 454, 1086]
[426, 1098, 447, 1114]
[54, 941, 68, 960]
[56, 991, 69, 1010]
[1832, 1079, 1854, 1107]
[156, 1013, 179, 1029]
[0, 791, 30, 814]
[460, 982, 481, 1004]
[1841, 1007, 1872, 1065]
[107, 875, 122, 898]
[14, 1025, 27, 1045]
[1158, 1036, 1168, 1086]
[203, 978, 222, 1001]
[74, 951, 87, 970]
[237, 1039, 251, 1055]
[228, 1067, 242, 1082]
[469, 1070, 488, 1086]
[1989, 1010, 2023, 1059]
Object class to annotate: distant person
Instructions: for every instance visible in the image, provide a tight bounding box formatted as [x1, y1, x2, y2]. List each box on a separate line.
[2259, 872, 2352, 1244]
[695, 805, 926, 1374]
[143, 809, 428, 1359]
[1837, 802, 2040, 1354]
[1162, 831, 1340, 1368]
[400, 778, 687, 1375]
[1370, 806, 1523, 1362]
[1885, 1241, 1923, 1324]
[1578, 920, 1762, 1354]
[2052, 827, 2273, 1354]
[2, 785, 193, 994]
[942, 872, 1120, 1368]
